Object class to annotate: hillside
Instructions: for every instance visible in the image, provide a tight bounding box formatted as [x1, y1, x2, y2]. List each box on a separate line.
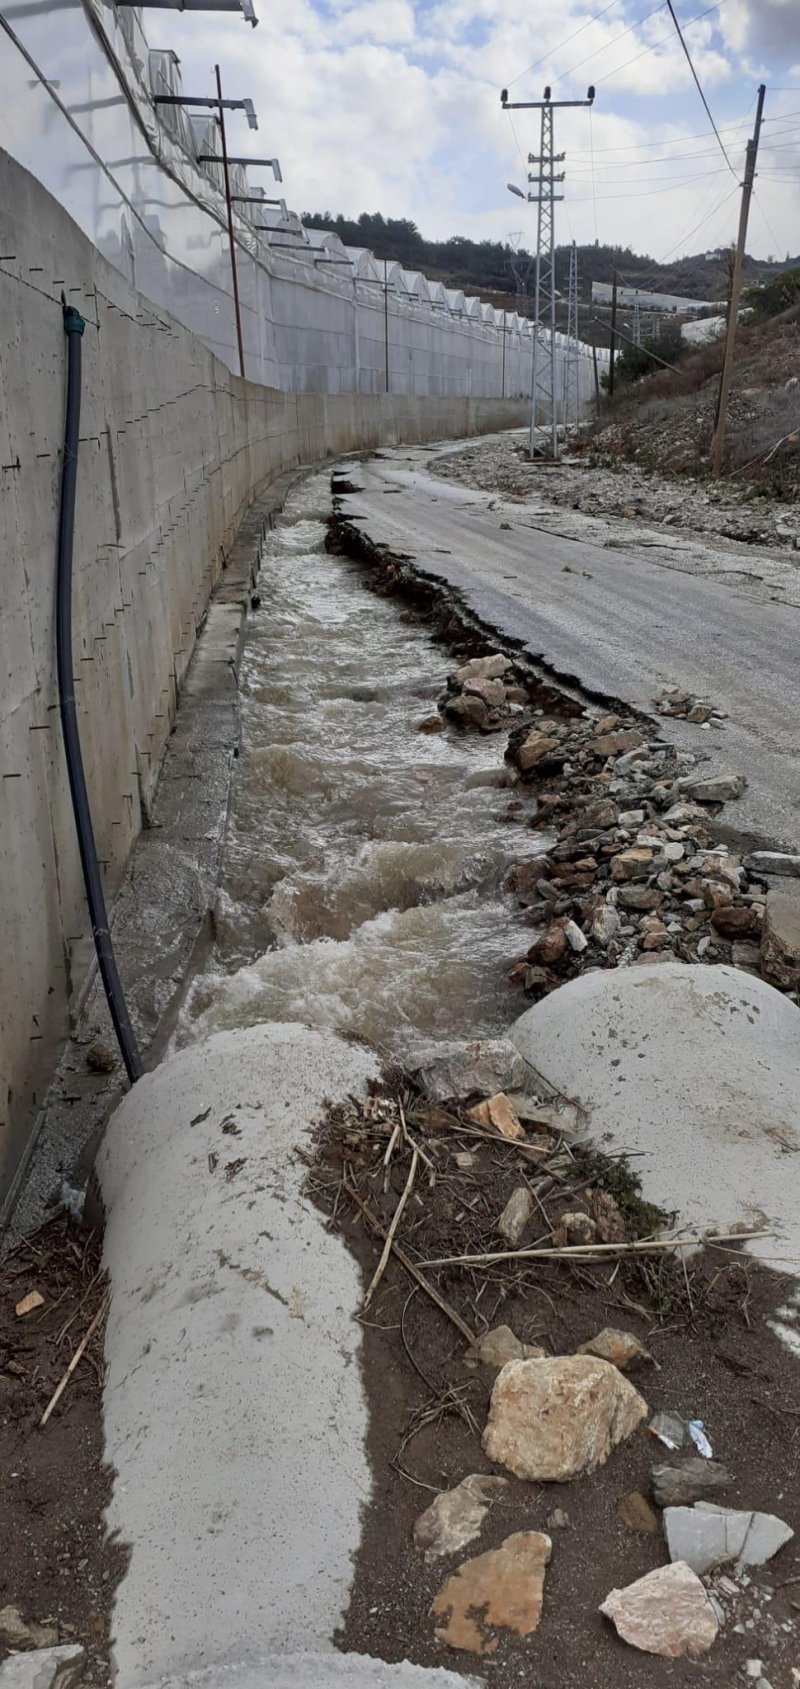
[302, 211, 799, 312]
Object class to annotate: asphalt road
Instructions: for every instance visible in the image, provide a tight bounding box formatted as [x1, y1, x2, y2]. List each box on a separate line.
[338, 443, 800, 851]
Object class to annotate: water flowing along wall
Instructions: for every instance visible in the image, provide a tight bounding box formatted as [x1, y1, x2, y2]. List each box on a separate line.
[0, 0, 604, 1210]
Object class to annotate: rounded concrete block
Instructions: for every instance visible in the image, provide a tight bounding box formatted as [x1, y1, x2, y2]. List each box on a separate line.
[98, 1024, 381, 1688]
[509, 963, 800, 1270]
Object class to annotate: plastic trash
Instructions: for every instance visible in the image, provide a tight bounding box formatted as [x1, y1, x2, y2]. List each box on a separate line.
[688, 1419, 713, 1459]
[648, 1410, 685, 1450]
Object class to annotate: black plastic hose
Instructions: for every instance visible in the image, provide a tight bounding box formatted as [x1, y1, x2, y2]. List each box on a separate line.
[56, 300, 143, 1085]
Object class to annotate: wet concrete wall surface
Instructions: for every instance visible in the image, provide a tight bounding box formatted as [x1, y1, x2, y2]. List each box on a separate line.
[0, 147, 527, 1211]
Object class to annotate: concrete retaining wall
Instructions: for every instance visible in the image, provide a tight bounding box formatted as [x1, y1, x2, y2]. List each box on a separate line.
[0, 149, 527, 1209]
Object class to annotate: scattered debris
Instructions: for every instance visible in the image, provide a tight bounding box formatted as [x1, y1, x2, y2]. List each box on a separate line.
[664, 1503, 794, 1576]
[653, 688, 723, 725]
[412, 1474, 509, 1564]
[681, 772, 747, 803]
[577, 1327, 652, 1371]
[649, 1410, 685, 1451]
[688, 1418, 713, 1459]
[430, 1530, 551, 1654]
[482, 1355, 648, 1482]
[15, 1291, 44, 1319]
[600, 1560, 719, 1657]
[651, 1458, 733, 1507]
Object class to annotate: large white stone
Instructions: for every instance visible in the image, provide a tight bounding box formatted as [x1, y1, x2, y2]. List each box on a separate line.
[509, 963, 800, 1271]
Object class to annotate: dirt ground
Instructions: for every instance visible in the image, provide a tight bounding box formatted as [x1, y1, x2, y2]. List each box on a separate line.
[308, 1084, 800, 1688]
[0, 1219, 127, 1683]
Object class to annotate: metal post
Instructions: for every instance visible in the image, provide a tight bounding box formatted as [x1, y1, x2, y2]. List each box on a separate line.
[384, 257, 390, 394]
[564, 241, 580, 432]
[711, 84, 765, 477]
[608, 268, 618, 400]
[547, 110, 557, 460]
[501, 311, 506, 398]
[215, 64, 245, 380]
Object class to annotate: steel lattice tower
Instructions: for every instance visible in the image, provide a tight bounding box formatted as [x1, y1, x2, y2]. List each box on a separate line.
[502, 83, 595, 461]
[528, 105, 561, 459]
[563, 241, 581, 434]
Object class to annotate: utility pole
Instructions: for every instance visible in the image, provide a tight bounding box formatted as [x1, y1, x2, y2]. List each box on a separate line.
[501, 311, 507, 399]
[711, 84, 766, 477]
[383, 257, 390, 393]
[632, 298, 642, 348]
[608, 268, 618, 399]
[502, 84, 595, 459]
[214, 64, 245, 380]
[564, 241, 580, 432]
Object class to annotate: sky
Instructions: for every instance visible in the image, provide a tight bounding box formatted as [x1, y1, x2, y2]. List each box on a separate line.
[149, 0, 800, 265]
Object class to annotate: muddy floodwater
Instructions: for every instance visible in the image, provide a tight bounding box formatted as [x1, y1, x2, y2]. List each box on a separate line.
[181, 472, 547, 1058]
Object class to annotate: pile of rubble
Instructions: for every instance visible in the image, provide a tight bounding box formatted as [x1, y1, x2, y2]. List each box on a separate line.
[417, 1353, 795, 1665]
[438, 652, 530, 733]
[429, 431, 800, 550]
[312, 1063, 799, 1680]
[437, 652, 800, 1002]
[652, 686, 727, 727]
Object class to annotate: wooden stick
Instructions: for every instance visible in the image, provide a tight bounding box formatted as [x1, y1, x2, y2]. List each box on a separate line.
[344, 1179, 477, 1346]
[364, 1145, 418, 1310]
[419, 1229, 772, 1271]
[40, 1290, 110, 1428]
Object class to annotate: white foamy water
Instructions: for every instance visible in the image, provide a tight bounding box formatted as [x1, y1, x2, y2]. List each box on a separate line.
[180, 472, 548, 1057]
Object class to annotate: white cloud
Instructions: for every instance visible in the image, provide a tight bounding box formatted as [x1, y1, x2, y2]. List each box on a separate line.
[150, 0, 800, 263]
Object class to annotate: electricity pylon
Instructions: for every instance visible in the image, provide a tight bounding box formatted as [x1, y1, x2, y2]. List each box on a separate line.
[502, 84, 595, 460]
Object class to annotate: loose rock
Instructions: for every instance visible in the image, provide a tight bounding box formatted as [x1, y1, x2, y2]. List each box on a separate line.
[651, 1458, 733, 1508]
[517, 732, 559, 772]
[664, 1502, 794, 1576]
[617, 1491, 659, 1534]
[413, 1474, 509, 1564]
[482, 1355, 648, 1482]
[591, 729, 644, 758]
[0, 1650, 86, 1689]
[455, 653, 511, 684]
[600, 1561, 719, 1657]
[467, 1093, 525, 1140]
[404, 1038, 526, 1102]
[496, 1186, 534, 1245]
[475, 1325, 545, 1369]
[683, 772, 747, 803]
[578, 1327, 651, 1371]
[761, 891, 800, 989]
[745, 851, 800, 878]
[430, 1530, 551, 1654]
[0, 1611, 59, 1653]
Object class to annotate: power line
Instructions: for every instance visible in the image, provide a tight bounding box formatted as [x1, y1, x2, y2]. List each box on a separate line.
[559, 0, 665, 82]
[664, 0, 736, 175]
[595, 0, 727, 86]
[507, 0, 624, 90]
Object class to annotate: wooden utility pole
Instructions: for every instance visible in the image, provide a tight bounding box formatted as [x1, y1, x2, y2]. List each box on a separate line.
[215, 64, 246, 380]
[608, 269, 618, 399]
[711, 84, 766, 477]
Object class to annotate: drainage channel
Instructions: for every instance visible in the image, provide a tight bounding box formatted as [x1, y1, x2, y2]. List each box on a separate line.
[178, 469, 551, 1057]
